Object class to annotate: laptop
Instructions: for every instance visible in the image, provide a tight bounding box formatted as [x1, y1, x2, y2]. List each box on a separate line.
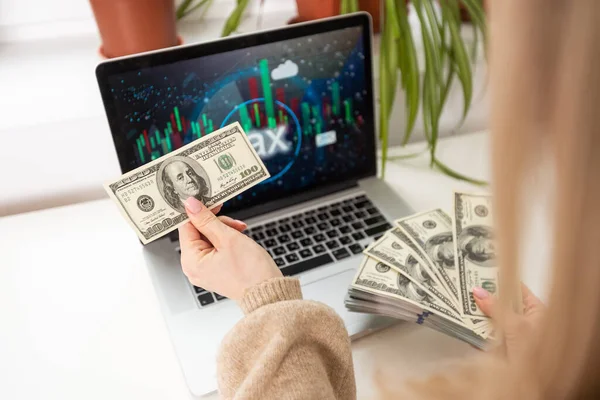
[96, 13, 413, 396]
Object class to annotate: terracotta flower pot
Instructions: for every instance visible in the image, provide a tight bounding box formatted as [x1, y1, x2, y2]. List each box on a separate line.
[290, 0, 381, 32]
[90, 0, 179, 58]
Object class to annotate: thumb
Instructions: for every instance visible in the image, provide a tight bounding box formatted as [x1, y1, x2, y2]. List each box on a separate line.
[184, 197, 230, 248]
[473, 287, 494, 318]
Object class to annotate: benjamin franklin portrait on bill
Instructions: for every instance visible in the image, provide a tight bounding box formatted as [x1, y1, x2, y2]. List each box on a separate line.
[157, 156, 211, 214]
[397, 274, 432, 303]
[404, 255, 434, 287]
[457, 225, 495, 267]
[425, 232, 455, 270]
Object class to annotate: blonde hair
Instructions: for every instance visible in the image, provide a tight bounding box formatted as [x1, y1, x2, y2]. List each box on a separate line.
[490, 0, 600, 397]
[383, 0, 600, 398]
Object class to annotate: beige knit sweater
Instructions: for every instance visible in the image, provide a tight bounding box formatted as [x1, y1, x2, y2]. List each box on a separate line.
[217, 277, 356, 399]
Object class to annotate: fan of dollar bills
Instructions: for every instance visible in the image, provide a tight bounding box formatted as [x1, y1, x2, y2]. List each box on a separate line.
[345, 192, 496, 350]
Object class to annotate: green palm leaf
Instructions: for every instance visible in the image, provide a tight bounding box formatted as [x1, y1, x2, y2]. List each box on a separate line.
[394, 0, 420, 145]
[221, 0, 251, 37]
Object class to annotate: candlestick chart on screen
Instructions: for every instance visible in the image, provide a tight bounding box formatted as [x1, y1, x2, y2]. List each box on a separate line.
[107, 26, 371, 208]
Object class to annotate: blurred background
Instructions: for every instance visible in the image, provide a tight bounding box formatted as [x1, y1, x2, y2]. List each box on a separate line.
[0, 0, 489, 217]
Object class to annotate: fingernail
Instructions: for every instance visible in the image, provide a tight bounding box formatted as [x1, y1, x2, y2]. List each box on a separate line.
[473, 287, 489, 299]
[184, 197, 202, 214]
[235, 219, 246, 227]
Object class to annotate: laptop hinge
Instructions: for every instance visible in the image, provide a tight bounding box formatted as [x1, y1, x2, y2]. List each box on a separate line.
[227, 180, 359, 221]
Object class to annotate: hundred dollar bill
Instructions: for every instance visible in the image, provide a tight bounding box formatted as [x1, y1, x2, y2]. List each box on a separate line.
[453, 192, 497, 318]
[364, 229, 461, 316]
[104, 122, 269, 244]
[396, 209, 490, 329]
[395, 209, 460, 304]
[351, 256, 467, 327]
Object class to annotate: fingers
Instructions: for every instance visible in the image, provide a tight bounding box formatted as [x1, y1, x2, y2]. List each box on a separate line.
[521, 283, 544, 313]
[178, 222, 211, 252]
[178, 206, 245, 253]
[218, 215, 247, 232]
[211, 204, 223, 215]
[184, 197, 231, 248]
[474, 284, 543, 320]
[473, 287, 494, 318]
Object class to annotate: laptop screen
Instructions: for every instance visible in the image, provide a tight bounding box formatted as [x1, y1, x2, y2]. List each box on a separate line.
[98, 15, 375, 216]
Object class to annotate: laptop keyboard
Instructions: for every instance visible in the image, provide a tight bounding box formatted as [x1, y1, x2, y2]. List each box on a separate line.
[181, 194, 392, 308]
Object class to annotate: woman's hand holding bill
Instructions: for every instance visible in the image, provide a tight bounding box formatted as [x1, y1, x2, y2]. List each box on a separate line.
[178, 196, 282, 300]
[474, 284, 545, 359]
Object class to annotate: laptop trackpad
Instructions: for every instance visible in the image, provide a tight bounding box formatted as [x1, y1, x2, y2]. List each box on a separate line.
[300, 268, 364, 327]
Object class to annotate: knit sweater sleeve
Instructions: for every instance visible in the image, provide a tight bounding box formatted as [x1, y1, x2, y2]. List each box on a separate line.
[216, 277, 356, 400]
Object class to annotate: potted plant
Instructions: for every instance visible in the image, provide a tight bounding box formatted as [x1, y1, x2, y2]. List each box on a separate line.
[90, 0, 182, 58]
[207, 0, 487, 183]
[177, 0, 381, 35]
[178, 0, 488, 183]
[373, 0, 487, 183]
[290, 0, 381, 32]
[177, 0, 249, 37]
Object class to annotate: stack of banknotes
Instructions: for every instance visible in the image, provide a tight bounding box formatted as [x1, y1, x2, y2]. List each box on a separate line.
[345, 192, 496, 349]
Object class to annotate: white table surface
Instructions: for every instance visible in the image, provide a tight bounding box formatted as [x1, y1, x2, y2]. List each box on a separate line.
[1, 131, 546, 400]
